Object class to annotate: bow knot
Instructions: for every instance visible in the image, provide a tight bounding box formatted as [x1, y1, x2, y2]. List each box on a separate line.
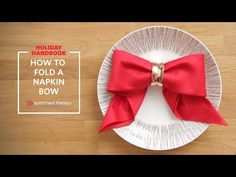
[151, 62, 164, 86]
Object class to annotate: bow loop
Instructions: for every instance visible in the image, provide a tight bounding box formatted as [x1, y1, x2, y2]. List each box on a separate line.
[107, 50, 152, 96]
[163, 54, 206, 96]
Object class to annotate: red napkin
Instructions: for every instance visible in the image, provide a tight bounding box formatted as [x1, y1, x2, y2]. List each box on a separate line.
[99, 50, 227, 133]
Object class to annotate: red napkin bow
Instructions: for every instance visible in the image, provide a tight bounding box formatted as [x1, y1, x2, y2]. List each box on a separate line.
[99, 50, 227, 133]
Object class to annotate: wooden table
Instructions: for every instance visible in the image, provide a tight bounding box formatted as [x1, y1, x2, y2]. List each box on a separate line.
[0, 23, 235, 154]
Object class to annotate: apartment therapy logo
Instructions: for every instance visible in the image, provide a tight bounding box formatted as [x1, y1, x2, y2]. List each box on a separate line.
[17, 45, 80, 114]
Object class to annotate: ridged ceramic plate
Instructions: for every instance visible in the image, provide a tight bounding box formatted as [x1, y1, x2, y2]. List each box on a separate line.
[97, 26, 222, 150]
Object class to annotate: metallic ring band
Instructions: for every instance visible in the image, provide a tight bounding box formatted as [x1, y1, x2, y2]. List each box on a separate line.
[151, 62, 164, 86]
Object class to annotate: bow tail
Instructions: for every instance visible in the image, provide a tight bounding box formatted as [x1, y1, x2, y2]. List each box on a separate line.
[99, 91, 147, 133]
[163, 88, 227, 125]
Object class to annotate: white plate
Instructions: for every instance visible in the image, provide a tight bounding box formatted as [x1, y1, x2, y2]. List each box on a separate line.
[97, 26, 222, 150]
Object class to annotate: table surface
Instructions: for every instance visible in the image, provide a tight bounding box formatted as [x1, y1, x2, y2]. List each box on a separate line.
[0, 22, 235, 154]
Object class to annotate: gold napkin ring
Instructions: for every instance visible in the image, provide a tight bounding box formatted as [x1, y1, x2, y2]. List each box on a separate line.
[151, 62, 164, 87]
